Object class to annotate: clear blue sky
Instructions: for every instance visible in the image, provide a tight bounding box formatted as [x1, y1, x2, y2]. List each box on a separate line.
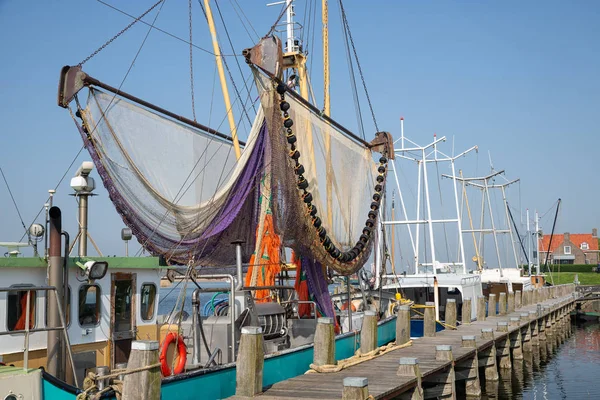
[0, 0, 598, 257]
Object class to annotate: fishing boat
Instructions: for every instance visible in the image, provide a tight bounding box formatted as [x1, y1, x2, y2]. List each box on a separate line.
[375, 119, 484, 324]
[0, 1, 402, 399]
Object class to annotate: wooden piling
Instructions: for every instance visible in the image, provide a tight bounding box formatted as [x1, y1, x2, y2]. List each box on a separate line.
[480, 328, 499, 381]
[236, 326, 264, 397]
[424, 302, 436, 337]
[397, 358, 423, 400]
[445, 299, 457, 328]
[462, 297, 472, 325]
[460, 335, 481, 397]
[520, 313, 532, 353]
[314, 317, 335, 366]
[509, 317, 523, 360]
[396, 305, 411, 345]
[488, 294, 497, 317]
[496, 322, 511, 369]
[515, 290, 522, 309]
[122, 341, 160, 400]
[433, 345, 455, 399]
[499, 293, 507, 315]
[507, 292, 515, 313]
[360, 311, 378, 354]
[529, 311, 539, 346]
[477, 296, 486, 322]
[342, 377, 369, 400]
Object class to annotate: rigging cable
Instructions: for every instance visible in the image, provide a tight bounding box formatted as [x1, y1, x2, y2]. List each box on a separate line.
[506, 201, 529, 266]
[337, 0, 379, 132]
[95, 0, 239, 57]
[337, 0, 364, 139]
[198, 0, 253, 127]
[213, 0, 257, 121]
[81, 0, 165, 66]
[230, 0, 260, 41]
[0, 165, 29, 239]
[189, 0, 197, 121]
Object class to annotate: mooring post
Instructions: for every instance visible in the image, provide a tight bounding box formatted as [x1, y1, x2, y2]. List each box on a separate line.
[236, 326, 264, 397]
[509, 317, 524, 360]
[520, 313, 532, 353]
[434, 345, 455, 399]
[424, 302, 436, 337]
[342, 377, 369, 400]
[459, 336, 482, 397]
[522, 291, 529, 307]
[499, 293, 507, 316]
[496, 322, 512, 369]
[360, 311, 378, 354]
[507, 292, 515, 313]
[515, 290, 522, 309]
[462, 298, 472, 325]
[477, 296, 486, 321]
[529, 311, 539, 346]
[397, 358, 423, 400]
[488, 294, 497, 317]
[480, 328, 499, 381]
[122, 341, 160, 400]
[445, 299, 457, 328]
[397, 305, 411, 345]
[538, 311, 547, 343]
[314, 317, 335, 366]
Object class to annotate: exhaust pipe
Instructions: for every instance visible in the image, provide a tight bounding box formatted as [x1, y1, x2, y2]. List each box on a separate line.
[47, 206, 65, 380]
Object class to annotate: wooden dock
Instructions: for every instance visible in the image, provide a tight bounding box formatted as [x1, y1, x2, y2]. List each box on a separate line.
[229, 284, 577, 400]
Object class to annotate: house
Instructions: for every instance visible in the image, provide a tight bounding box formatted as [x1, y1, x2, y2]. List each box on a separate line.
[538, 229, 599, 265]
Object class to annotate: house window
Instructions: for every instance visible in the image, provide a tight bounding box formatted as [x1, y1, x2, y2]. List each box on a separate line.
[79, 285, 101, 326]
[140, 283, 157, 321]
[46, 287, 71, 327]
[7, 286, 36, 331]
[581, 242, 589, 250]
[564, 246, 571, 255]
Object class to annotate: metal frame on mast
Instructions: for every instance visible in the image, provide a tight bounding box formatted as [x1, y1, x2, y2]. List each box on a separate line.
[445, 170, 521, 277]
[382, 122, 477, 276]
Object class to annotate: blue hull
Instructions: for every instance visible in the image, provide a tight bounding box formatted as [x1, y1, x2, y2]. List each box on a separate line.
[43, 317, 435, 399]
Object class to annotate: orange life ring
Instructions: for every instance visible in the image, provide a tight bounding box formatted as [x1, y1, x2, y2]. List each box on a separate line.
[160, 332, 187, 377]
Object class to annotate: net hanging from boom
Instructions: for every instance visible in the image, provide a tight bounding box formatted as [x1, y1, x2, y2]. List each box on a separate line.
[72, 65, 387, 274]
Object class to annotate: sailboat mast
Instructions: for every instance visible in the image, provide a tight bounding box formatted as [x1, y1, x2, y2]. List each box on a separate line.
[535, 210, 540, 275]
[204, 0, 241, 159]
[527, 209, 532, 275]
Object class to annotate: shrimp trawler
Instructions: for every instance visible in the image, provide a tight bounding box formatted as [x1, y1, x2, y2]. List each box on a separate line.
[0, 1, 404, 399]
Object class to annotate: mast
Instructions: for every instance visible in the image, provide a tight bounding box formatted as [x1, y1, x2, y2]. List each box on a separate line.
[527, 209, 532, 275]
[322, 0, 333, 229]
[535, 210, 540, 275]
[204, 0, 241, 160]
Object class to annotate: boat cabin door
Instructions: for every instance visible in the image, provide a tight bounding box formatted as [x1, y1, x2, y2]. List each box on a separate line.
[111, 273, 137, 368]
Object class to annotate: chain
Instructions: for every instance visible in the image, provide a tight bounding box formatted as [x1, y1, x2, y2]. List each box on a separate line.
[338, 0, 379, 132]
[189, 0, 197, 121]
[77, 0, 164, 67]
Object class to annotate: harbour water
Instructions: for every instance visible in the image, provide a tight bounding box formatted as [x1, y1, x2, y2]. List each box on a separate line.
[481, 320, 600, 399]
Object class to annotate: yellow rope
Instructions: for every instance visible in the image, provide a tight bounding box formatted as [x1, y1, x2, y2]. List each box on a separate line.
[306, 340, 413, 374]
[409, 307, 457, 330]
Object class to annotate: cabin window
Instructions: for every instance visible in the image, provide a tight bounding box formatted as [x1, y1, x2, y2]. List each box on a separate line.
[581, 242, 589, 250]
[79, 285, 101, 326]
[564, 246, 571, 255]
[7, 286, 36, 331]
[46, 287, 71, 327]
[140, 283, 157, 321]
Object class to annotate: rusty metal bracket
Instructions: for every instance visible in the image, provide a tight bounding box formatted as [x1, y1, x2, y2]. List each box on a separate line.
[369, 131, 395, 159]
[243, 36, 283, 80]
[57, 66, 87, 108]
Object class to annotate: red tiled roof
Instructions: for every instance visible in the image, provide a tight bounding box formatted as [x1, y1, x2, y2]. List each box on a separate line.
[538, 233, 598, 253]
